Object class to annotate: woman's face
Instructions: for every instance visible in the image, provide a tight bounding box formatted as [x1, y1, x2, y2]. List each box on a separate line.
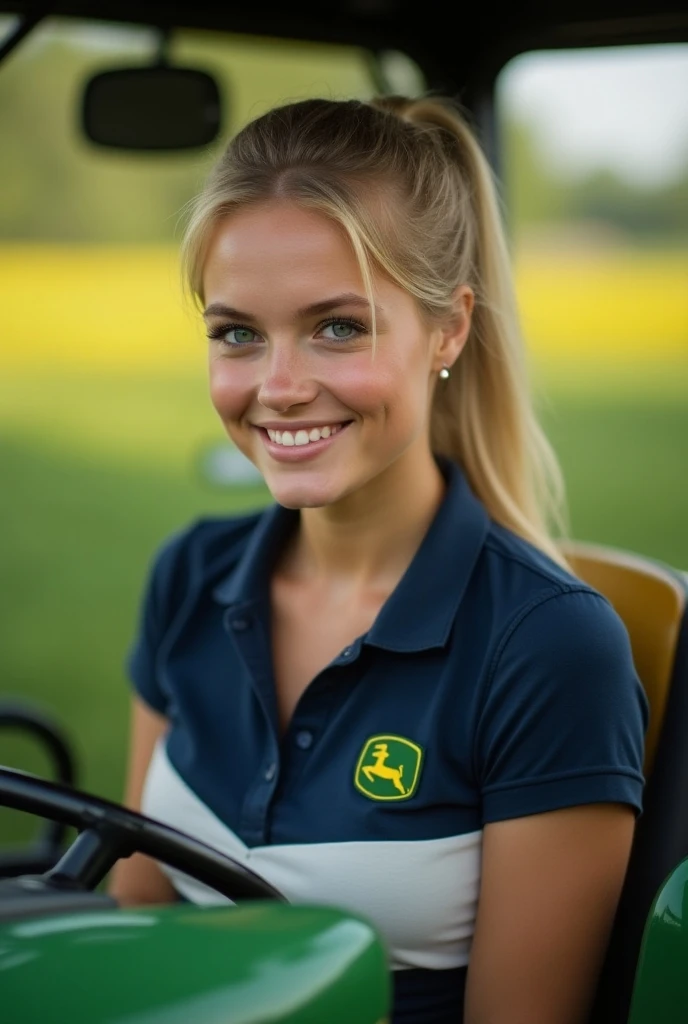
[202, 200, 468, 509]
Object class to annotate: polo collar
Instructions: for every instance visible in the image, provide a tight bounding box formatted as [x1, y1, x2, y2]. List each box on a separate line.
[213, 460, 490, 651]
[212, 500, 298, 607]
[365, 460, 489, 651]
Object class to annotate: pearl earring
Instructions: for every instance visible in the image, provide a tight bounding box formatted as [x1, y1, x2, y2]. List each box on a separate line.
[439, 365, 450, 380]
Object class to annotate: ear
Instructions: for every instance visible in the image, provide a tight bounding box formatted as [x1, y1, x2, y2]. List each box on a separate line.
[431, 285, 475, 373]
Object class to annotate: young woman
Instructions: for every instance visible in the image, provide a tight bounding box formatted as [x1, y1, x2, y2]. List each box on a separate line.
[110, 95, 647, 1024]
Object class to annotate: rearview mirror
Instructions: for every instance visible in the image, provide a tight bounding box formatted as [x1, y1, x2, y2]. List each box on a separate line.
[82, 66, 222, 150]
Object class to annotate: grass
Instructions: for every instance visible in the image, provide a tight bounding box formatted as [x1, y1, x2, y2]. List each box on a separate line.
[538, 374, 688, 561]
[0, 371, 270, 845]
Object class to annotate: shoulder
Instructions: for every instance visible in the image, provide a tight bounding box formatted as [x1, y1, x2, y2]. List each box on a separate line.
[472, 520, 649, 724]
[491, 522, 605, 612]
[471, 529, 648, 818]
[474, 527, 648, 768]
[472, 519, 616, 642]
[484, 520, 585, 594]
[479, 521, 641, 681]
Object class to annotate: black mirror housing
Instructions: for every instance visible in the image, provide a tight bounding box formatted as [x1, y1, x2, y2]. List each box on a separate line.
[82, 66, 222, 151]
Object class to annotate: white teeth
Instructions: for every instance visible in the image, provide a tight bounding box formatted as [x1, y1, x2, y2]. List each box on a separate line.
[266, 424, 343, 446]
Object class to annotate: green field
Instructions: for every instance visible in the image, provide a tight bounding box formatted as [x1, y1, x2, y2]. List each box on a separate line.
[1, 363, 687, 848]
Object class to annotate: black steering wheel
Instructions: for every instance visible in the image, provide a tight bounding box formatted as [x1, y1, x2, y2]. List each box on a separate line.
[0, 701, 77, 876]
[0, 766, 285, 916]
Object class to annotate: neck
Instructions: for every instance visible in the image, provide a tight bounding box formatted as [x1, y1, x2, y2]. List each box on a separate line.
[284, 446, 446, 591]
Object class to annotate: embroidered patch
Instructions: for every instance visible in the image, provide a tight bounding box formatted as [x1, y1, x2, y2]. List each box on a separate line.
[354, 734, 423, 801]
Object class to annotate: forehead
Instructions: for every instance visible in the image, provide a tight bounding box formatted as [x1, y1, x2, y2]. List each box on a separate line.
[202, 201, 364, 304]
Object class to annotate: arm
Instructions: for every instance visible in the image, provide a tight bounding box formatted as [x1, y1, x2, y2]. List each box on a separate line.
[108, 696, 178, 907]
[465, 803, 635, 1024]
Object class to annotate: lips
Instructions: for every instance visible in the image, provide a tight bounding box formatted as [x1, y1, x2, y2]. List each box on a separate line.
[255, 421, 352, 460]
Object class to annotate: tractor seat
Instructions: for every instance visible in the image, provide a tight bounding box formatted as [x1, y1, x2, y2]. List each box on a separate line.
[560, 541, 688, 1024]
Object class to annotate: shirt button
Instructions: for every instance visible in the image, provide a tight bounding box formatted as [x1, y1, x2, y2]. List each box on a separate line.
[230, 617, 250, 631]
[295, 730, 314, 750]
[264, 762, 277, 782]
[341, 646, 353, 658]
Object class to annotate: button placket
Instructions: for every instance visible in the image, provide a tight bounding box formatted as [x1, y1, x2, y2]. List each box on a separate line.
[222, 600, 282, 845]
[239, 754, 280, 846]
[223, 600, 280, 735]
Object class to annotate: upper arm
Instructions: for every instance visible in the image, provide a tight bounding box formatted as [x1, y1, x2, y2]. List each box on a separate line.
[121, 695, 169, 811]
[465, 803, 636, 1024]
[111, 530, 195, 904]
[476, 589, 647, 823]
[108, 697, 177, 906]
[465, 589, 647, 1022]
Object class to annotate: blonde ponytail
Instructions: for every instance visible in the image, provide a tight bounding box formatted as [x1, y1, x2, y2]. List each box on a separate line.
[182, 95, 568, 565]
[385, 96, 567, 562]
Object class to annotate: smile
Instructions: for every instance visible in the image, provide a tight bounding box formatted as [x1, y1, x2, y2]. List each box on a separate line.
[267, 424, 344, 447]
[256, 421, 352, 462]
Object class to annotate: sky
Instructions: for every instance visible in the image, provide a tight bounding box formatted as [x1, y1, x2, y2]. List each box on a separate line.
[498, 44, 688, 186]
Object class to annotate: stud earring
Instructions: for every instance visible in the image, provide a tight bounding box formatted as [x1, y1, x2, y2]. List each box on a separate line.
[439, 365, 450, 380]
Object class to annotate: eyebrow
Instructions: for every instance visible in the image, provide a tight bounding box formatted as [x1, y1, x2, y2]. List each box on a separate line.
[202, 292, 381, 321]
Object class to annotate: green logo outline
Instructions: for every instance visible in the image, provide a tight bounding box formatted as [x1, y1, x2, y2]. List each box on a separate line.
[354, 734, 423, 802]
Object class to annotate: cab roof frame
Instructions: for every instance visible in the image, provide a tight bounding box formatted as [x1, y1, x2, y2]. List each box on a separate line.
[5, 1, 688, 91]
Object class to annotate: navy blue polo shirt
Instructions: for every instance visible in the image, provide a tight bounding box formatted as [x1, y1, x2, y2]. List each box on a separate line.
[127, 460, 647, 1024]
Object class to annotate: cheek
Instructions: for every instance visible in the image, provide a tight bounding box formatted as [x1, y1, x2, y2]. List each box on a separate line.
[333, 347, 428, 417]
[208, 357, 253, 422]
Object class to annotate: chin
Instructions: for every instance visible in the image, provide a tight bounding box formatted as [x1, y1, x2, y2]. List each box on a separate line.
[263, 470, 349, 510]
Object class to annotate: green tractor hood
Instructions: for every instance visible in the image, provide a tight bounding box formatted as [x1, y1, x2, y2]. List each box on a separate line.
[0, 902, 390, 1024]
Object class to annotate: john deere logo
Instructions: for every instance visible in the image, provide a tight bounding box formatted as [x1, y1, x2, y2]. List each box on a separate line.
[354, 735, 423, 801]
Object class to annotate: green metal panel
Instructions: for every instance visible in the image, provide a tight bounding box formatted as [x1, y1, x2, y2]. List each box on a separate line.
[0, 902, 390, 1024]
[628, 857, 688, 1024]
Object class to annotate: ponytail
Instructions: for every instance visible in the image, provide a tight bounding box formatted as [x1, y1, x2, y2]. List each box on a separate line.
[380, 96, 568, 562]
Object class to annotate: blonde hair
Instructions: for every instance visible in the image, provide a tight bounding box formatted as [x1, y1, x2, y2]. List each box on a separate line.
[182, 95, 568, 565]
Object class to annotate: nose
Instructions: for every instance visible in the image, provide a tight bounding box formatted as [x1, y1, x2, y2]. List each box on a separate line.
[257, 343, 319, 412]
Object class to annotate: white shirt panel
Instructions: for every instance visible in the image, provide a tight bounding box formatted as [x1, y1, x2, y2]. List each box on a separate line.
[142, 740, 481, 971]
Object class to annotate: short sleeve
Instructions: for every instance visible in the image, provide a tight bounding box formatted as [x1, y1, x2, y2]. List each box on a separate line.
[125, 530, 190, 715]
[476, 588, 649, 823]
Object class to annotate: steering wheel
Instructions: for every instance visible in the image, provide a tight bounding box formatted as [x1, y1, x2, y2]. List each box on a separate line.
[0, 701, 77, 876]
[0, 766, 285, 914]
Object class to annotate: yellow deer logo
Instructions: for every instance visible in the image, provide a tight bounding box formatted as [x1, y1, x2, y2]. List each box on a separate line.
[355, 735, 423, 801]
[361, 742, 407, 795]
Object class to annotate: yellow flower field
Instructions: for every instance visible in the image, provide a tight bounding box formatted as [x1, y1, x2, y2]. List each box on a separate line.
[1, 244, 686, 373]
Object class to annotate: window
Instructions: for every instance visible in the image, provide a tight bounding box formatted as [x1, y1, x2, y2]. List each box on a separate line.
[497, 45, 688, 566]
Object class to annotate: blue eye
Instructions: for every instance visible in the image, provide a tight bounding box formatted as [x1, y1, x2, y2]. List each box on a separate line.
[320, 319, 365, 341]
[207, 323, 259, 346]
[224, 327, 258, 345]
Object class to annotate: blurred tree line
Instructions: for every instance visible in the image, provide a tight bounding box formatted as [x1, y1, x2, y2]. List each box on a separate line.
[504, 120, 688, 243]
[0, 19, 686, 244]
